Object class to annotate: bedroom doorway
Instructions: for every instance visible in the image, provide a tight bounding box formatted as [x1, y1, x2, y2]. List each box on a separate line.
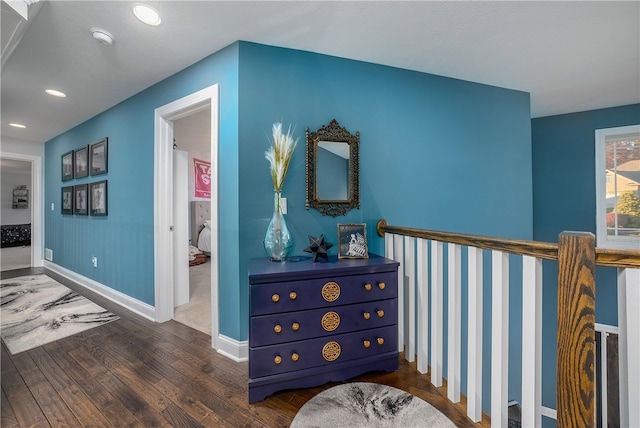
[153, 85, 220, 350]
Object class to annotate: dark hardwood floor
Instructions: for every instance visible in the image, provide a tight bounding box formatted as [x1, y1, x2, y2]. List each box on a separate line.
[1, 268, 488, 427]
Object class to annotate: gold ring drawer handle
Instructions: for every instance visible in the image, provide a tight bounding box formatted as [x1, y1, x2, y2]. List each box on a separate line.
[377, 310, 384, 318]
[274, 324, 282, 333]
[378, 282, 386, 290]
[292, 322, 300, 331]
[363, 312, 371, 320]
[271, 294, 280, 303]
[274, 355, 282, 364]
[377, 337, 385, 345]
[364, 283, 372, 291]
[291, 353, 299, 362]
[363, 340, 371, 348]
[289, 291, 297, 300]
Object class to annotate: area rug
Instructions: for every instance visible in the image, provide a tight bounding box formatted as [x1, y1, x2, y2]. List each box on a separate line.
[1, 274, 119, 354]
[290, 382, 456, 428]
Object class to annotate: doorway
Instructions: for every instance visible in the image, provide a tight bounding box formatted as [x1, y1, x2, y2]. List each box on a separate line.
[153, 85, 220, 350]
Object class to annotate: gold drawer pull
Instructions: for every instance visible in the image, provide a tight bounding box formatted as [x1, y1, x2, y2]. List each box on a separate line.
[378, 282, 386, 290]
[274, 355, 282, 364]
[289, 291, 297, 300]
[292, 322, 300, 331]
[274, 324, 282, 333]
[364, 283, 372, 291]
[377, 310, 384, 318]
[291, 353, 299, 362]
[377, 337, 384, 345]
[363, 340, 371, 348]
[321, 282, 340, 302]
[363, 312, 371, 320]
[271, 294, 280, 302]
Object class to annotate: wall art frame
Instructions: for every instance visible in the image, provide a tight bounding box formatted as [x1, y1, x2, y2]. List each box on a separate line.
[90, 137, 108, 176]
[90, 180, 108, 216]
[61, 186, 74, 214]
[62, 150, 74, 181]
[73, 184, 88, 215]
[337, 223, 368, 259]
[74, 145, 89, 178]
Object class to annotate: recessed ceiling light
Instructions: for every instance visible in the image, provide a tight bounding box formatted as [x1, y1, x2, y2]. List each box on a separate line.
[9, 123, 26, 129]
[91, 28, 114, 46]
[45, 89, 67, 98]
[133, 4, 161, 26]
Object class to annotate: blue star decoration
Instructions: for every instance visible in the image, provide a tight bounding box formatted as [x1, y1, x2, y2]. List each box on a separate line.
[303, 234, 333, 262]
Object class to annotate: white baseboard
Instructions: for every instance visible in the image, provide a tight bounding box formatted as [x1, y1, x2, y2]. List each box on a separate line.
[44, 261, 156, 321]
[217, 334, 248, 362]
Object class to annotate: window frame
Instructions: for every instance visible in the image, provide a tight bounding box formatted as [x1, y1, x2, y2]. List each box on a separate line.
[595, 124, 640, 250]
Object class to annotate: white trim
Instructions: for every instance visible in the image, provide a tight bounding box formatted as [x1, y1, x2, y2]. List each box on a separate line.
[216, 335, 248, 362]
[541, 406, 557, 420]
[595, 322, 619, 335]
[44, 261, 156, 321]
[594, 124, 640, 250]
[0, 151, 44, 267]
[154, 84, 221, 351]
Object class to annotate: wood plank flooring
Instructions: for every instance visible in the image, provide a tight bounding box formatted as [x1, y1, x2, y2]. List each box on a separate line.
[1, 268, 488, 427]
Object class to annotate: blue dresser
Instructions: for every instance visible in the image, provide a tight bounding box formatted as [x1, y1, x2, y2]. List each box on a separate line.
[248, 254, 399, 402]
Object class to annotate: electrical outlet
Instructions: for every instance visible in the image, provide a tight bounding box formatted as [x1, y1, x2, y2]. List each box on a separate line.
[51, 202, 54, 211]
[92, 256, 98, 268]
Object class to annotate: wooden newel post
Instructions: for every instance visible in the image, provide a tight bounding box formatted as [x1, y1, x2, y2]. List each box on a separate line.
[557, 232, 596, 428]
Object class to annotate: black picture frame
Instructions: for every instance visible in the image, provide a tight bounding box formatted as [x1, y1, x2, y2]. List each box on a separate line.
[90, 180, 108, 216]
[61, 186, 74, 214]
[90, 137, 108, 176]
[74, 184, 88, 215]
[62, 150, 74, 181]
[337, 223, 369, 259]
[74, 145, 89, 178]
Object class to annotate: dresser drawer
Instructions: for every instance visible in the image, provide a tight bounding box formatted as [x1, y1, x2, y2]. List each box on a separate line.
[249, 325, 397, 378]
[250, 298, 397, 347]
[250, 271, 397, 316]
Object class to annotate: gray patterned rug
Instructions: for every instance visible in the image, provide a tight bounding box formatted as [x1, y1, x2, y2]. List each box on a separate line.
[290, 382, 456, 428]
[1, 274, 119, 354]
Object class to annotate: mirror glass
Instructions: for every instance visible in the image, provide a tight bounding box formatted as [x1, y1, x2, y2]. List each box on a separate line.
[306, 119, 360, 217]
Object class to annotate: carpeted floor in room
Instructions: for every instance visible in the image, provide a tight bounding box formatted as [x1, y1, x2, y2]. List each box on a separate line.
[0, 246, 31, 272]
[173, 259, 211, 335]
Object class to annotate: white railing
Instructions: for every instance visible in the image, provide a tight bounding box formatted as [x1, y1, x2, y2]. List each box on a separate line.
[377, 219, 640, 428]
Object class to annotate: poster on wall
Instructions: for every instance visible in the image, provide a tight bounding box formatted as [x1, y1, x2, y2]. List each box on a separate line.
[193, 158, 211, 199]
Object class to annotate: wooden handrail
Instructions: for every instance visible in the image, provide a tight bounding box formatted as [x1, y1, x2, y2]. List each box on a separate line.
[377, 219, 640, 269]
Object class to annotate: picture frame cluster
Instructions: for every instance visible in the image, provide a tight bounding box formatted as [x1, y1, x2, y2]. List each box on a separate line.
[61, 137, 108, 216]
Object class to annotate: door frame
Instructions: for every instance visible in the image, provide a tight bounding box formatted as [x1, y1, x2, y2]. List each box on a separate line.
[0, 151, 43, 267]
[154, 84, 220, 349]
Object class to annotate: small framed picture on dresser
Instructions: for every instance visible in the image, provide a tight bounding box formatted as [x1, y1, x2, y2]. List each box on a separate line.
[337, 223, 368, 259]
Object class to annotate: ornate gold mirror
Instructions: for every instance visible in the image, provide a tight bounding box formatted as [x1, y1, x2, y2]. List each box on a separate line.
[306, 119, 360, 217]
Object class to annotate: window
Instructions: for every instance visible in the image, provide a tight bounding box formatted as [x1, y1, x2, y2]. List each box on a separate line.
[595, 125, 640, 250]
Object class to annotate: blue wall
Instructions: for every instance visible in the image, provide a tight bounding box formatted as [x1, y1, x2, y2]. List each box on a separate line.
[531, 103, 640, 416]
[45, 41, 533, 415]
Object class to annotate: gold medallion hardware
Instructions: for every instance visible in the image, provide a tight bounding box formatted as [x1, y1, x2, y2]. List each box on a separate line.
[321, 311, 340, 332]
[272, 294, 280, 302]
[377, 310, 384, 318]
[364, 283, 372, 291]
[274, 355, 282, 364]
[274, 324, 282, 333]
[322, 341, 341, 361]
[378, 282, 386, 290]
[363, 312, 371, 320]
[321, 282, 340, 302]
[363, 340, 371, 348]
[292, 322, 300, 331]
[289, 291, 297, 300]
[291, 353, 299, 362]
[377, 337, 384, 345]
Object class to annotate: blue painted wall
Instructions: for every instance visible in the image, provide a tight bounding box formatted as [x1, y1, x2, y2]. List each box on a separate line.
[45, 40, 533, 415]
[531, 103, 640, 417]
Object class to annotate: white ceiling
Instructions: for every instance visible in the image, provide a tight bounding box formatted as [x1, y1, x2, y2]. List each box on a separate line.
[1, 1, 639, 145]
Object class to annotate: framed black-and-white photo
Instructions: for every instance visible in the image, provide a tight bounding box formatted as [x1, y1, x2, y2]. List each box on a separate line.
[337, 223, 368, 259]
[90, 137, 108, 176]
[12, 186, 28, 209]
[61, 186, 74, 214]
[90, 180, 108, 216]
[74, 184, 88, 215]
[62, 150, 74, 181]
[74, 145, 89, 178]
